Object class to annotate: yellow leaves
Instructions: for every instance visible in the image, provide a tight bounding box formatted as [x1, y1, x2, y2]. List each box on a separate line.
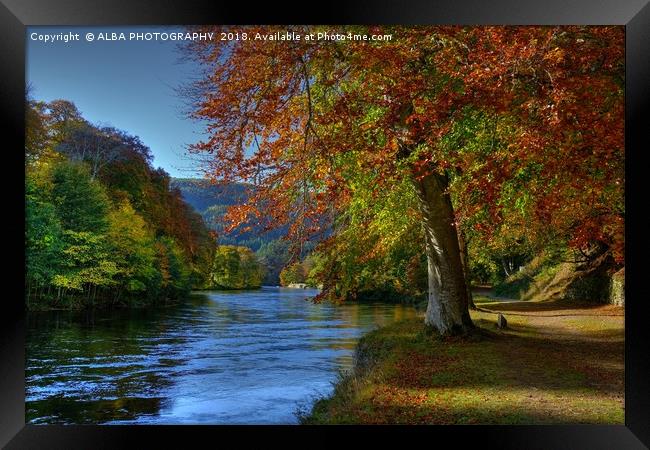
[544, 47, 566, 64]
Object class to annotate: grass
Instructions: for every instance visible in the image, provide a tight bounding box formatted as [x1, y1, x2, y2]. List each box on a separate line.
[302, 296, 624, 424]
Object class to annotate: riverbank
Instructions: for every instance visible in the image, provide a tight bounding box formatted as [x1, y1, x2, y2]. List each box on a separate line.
[25, 295, 187, 312]
[302, 296, 624, 424]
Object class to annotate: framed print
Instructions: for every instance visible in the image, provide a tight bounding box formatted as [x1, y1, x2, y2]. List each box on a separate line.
[1, 0, 648, 448]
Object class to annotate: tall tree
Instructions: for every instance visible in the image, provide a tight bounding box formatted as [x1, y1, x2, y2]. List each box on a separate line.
[184, 26, 623, 335]
[50, 161, 110, 233]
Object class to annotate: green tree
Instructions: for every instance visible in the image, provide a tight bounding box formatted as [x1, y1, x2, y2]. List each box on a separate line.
[25, 175, 64, 304]
[50, 161, 110, 233]
[51, 230, 119, 305]
[107, 199, 157, 294]
[211, 245, 264, 289]
[279, 262, 307, 286]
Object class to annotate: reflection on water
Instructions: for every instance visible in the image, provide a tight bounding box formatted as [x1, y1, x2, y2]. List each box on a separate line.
[26, 287, 416, 424]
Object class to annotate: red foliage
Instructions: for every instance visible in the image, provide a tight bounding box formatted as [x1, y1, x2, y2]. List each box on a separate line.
[185, 26, 624, 263]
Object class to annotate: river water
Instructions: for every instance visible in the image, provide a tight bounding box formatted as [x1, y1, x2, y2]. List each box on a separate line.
[25, 287, 416, 424]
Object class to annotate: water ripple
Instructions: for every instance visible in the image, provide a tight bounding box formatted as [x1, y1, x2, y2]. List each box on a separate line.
[26, 287, 415, 424]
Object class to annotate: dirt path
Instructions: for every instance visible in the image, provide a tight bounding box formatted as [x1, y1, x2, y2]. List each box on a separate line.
[474, 299, 624, 401]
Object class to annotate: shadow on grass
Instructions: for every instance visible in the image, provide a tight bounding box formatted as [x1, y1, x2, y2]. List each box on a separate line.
[306, 284, 627, 425]
[326, 394, 624, 425]
[355, 321, 620, 385]
[308, 312, 625, 424]
[476, 298, 623, 317]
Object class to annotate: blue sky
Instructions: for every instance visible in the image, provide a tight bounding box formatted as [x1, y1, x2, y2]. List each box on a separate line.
[27, 26, 207, 178]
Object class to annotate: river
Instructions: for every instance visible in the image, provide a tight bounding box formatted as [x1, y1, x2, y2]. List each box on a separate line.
[25, 287, 416, 424]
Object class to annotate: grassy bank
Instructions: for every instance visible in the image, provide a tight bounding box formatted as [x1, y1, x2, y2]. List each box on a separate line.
[303, 296, 624, 424]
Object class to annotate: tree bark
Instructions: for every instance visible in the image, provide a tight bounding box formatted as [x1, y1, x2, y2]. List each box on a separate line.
[501, 258, 511, 278]
[457, 228, 475, 310]
[414, 171, 473, 335]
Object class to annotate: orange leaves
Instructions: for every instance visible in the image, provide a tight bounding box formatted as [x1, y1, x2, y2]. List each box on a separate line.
[367, 384, 429, 409]
[223, 203, 258, 233]
[184, 25, 624, 263]
[390, 350, 456, 388]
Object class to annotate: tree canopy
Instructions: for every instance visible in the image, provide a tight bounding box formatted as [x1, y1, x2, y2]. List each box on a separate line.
[184, 26, 624, 333]
[210, 245, 265, 289]
[25, 97, 217, 308]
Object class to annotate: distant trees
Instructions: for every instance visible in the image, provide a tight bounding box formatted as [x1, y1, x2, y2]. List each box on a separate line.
[257, 239, 291, 285]
[25, 97, 216, 309]
[210, 245, 264, 289]
[279, 254, 319, 287]
[171, 178, 290, 252]
[279, 262, 308, 286]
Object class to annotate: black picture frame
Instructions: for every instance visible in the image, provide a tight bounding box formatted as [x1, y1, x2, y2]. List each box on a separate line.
[1, 0, 648, 448]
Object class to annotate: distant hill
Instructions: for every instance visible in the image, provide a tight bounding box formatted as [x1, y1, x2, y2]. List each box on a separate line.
[171, 178, 248, 212]
[170, 178, 286, 251]
[171, 178, 321, 285]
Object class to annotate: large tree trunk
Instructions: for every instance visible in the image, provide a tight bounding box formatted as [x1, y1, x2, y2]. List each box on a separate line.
[414, 171, 473, 335]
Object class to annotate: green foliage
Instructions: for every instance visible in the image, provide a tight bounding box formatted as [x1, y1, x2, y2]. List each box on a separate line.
[25, 175, 64, 289]
[52, 230, 119, 292]
[308, 175, 427, 303]
[209, 245, 265, 289]
[256, 239, 291, 285]
[106, 199, 157, 293]
[279, 261, 308, 286]
[50, 161, 110, 233]
[25, 98, 216, 309]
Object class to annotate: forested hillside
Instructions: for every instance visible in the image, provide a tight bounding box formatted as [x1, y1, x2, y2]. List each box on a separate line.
[25, 98, 217, 309]
[172, 178, 300, 284]
[171, 178, 287, 251]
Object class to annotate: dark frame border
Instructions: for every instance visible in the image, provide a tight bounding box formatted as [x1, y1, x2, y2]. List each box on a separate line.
[1, 1, 648, 448]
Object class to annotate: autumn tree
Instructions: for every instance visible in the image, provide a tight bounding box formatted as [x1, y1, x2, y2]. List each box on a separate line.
[50, 161, 111, 233]
[211, 245, 264, 289]
[25, 91, 50, 165]
[25, 98, 217, 308]
[184, 26, 623, 335]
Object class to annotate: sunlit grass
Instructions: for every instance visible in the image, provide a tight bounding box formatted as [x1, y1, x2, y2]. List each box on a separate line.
[303, 301, 624, 425]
